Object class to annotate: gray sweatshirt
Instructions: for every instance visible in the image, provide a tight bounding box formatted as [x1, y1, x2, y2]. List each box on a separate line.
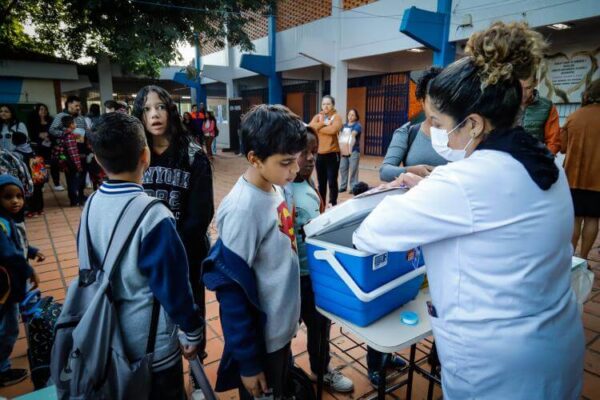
[216, 176, 300, 353]
[380, 123, 448, 182]
[85, 182, 203, 371]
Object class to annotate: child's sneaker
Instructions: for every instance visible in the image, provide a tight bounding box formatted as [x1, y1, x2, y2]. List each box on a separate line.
[314, 368, 354, 393]
[368, 370, 382, 388]
[54, 185, 65, 191]
[0, 368, 28, 387]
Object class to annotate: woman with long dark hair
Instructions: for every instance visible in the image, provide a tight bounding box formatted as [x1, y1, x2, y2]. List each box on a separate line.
[133, 86, 214, 393]
[26, 104, 53, 160]
[354, 22, 584, 398]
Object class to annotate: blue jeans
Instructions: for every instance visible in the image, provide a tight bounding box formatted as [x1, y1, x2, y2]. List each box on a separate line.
[0, 303, 19, 372]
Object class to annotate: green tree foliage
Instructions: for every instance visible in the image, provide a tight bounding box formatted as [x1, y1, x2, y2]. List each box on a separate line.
[1, 0, 271, 76]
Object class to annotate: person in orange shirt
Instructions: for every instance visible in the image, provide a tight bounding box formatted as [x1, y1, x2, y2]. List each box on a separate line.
[519, 75, 561, 154]
[561, 79, 600, 260]
[309, 95, 344, 206]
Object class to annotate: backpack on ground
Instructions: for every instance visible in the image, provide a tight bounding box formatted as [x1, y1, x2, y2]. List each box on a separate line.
[286, 365, 317, 400]
[0, 149, 34, 197]
[29, 155, 49, 185]
[51, 193, 163, 399]
[20, 289, 63, 389]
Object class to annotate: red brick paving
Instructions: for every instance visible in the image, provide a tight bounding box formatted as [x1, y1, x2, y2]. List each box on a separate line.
[1, 151, 599, 400]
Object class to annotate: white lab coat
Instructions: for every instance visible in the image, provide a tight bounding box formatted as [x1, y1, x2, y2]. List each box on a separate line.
[354, 150, 584, 399]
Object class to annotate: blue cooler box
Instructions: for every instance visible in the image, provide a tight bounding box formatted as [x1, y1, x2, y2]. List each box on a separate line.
[304, 187, 426, 327]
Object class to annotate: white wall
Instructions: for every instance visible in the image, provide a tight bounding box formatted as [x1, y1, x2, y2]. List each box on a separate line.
[22, 79, 59, 114]
[450, 0, 600, 41]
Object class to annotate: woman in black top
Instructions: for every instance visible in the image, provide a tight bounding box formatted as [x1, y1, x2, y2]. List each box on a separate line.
[133, 85, 214, 361]
[27, 103, 59, 187]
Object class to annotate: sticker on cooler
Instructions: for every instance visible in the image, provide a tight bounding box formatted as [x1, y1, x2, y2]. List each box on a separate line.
[372, 253, 388, 271]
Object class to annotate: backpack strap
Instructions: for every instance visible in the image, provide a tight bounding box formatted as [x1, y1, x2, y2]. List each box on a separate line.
[403, 123, 422, 165]
[103, 195, 163, 280]
[145, 298, 161, 354]
[98, 195, 164, 355]
[407, 123, 421, 150]
[77, 192, 98, 272]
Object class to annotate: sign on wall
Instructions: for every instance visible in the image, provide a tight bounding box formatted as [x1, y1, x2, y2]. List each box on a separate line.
[539, 47, 600, 103]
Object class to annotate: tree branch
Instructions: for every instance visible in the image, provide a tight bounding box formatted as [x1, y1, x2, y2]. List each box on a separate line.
[0, 0, 19, 27]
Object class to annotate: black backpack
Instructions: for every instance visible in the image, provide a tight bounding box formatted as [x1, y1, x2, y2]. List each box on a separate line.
[286, 365, 316, 400]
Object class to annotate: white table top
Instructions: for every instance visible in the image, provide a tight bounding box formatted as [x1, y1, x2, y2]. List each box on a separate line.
[317, 289, 433, 353]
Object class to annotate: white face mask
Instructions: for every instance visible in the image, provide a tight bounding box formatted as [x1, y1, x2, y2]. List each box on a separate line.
[430, 119, 474, 162]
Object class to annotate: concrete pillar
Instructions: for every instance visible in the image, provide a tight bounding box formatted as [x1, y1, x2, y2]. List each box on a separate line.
[190, 88, 198, 106]
[226, 34, 237, 99]
[97, 54, 113, 107]
[331, 0, 347, 119]
[331, 60, 348, 120]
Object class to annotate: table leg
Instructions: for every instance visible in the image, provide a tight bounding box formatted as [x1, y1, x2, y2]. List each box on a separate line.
[316, 316, 328, 400]
[377, 355, 387, 399]
[406, 344, 416, 400]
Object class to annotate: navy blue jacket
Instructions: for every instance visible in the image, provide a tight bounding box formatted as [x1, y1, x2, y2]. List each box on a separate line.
[0, 174, 35, 304]
[202, 238, 267, 392]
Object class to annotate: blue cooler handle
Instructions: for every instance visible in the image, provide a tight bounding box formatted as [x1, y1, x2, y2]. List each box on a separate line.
[313, 250, 426, 302]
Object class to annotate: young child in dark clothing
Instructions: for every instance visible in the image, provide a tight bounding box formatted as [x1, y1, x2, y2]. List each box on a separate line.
[0, 174, 44, 387]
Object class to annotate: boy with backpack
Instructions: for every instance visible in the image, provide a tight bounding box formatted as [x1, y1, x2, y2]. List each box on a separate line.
[0, 174, 43, 387]
[203, 105, 306, 399]
[51, 112, 203, 399]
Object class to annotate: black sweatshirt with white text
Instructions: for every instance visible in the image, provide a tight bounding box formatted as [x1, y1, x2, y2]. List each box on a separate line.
[143, 142, 214, 271]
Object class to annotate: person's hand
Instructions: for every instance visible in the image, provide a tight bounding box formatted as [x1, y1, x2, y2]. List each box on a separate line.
[35, 252, 46, 262]
[392, 172, 424, 189]
[39, 132, 48, 140]
[241, 372, 269, 398]
[405, 164, 434, 177]
[181, 343, 198, 360]
[29, 271, 40, 290]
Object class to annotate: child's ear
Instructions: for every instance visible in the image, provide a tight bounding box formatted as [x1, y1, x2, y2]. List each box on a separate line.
[94, 155, 106, 172]
[140, 146, 151, 170]
[247, 151, 260, 168]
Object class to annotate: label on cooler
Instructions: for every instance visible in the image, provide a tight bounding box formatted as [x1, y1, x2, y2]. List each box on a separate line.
[372, 252, 389, 270]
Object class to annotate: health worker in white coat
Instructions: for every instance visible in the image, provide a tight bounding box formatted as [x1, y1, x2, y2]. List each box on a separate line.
[354, 22, 584, 399]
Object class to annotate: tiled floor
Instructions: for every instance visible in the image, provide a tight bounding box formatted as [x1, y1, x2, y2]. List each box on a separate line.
[1, 151, 599, 400]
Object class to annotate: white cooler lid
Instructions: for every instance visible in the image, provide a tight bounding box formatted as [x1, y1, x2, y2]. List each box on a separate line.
[304, 186, 407, 238]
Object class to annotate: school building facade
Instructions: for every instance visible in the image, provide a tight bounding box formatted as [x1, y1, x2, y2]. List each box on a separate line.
[182, 0, 600, 155]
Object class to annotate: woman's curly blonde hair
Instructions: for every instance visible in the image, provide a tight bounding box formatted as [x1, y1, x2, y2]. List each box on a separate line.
[466, 21, 548, 89]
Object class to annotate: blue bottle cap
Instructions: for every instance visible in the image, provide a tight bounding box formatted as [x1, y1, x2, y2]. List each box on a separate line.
[400, 311, 419, 326]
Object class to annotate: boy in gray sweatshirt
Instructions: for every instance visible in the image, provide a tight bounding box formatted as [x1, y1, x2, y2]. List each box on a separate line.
[203, 105, 307, 399]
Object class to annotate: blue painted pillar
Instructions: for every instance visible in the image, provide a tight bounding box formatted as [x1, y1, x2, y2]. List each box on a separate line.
[240, 2, 283, 104]
[400, 0, 456, 67]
